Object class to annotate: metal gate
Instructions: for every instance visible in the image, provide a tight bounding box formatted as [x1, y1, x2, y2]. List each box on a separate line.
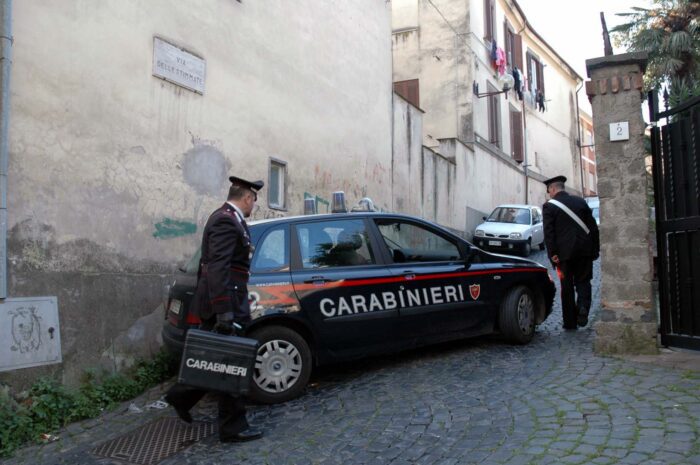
[649, 91, 700, 350]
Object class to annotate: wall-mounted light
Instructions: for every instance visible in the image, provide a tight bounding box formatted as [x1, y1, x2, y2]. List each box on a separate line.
[473, 73, 515, 99]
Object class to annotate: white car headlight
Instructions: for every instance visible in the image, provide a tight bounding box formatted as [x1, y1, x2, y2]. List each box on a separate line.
[475, 229, 485, 237]
[509, 232, 522, 239]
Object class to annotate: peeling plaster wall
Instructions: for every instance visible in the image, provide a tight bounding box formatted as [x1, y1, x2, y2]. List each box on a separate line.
[392, 94, 424, 216]
[392, 0, 470, 147]
[3, 0, 393, 387]
[392, 95, 460, 232]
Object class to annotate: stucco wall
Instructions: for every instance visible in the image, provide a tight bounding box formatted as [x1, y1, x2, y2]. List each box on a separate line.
[392, 0, 470, 147]
[4, 0, 393, 386]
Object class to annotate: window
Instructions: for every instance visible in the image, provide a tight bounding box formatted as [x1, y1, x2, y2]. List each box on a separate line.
[251, 226, 289, 272]
[531, 208, 541, 224]
[394, 79, 420, 108]
[268, 158, 287, 209]
[504, 22, 524, 71]
[487, 83, 501, 148]
[375, 219, 461, 263]
[484, 0, 495, 42]
[295, 220, 375, 269]
[526, 52, 545, 95]
[510, 108, 523, 162]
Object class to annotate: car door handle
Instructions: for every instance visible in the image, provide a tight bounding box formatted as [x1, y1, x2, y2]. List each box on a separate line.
[304, 276, 336, 284]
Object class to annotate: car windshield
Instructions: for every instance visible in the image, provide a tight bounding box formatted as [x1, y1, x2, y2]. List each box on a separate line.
[487, 207, 531, 225]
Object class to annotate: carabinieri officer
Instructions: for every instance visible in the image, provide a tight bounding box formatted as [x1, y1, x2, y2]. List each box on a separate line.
[165, 175, 264, 443]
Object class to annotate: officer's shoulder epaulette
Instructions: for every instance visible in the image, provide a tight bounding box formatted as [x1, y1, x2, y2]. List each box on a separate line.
[212, 208, 237, 221]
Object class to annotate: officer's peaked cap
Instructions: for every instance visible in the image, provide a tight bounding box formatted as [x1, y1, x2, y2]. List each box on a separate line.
[543, 175, 567, 186]
[229, 175, 264, 192]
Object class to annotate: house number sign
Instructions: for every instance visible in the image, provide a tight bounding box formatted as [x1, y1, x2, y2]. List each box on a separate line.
[609, 122, 629, 141]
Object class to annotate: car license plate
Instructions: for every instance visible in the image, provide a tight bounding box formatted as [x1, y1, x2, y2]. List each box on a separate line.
[169, 299, 182, 315]
[488, 240, 502, 246]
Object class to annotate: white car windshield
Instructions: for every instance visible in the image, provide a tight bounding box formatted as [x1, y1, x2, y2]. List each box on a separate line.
[487, 207, 531, 225]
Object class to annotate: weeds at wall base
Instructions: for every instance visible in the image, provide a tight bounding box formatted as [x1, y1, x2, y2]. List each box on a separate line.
[0, 349, 176, 457]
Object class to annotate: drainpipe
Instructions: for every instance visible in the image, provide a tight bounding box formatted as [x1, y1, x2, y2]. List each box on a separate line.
[575, 81, 585, 197]
[522, 97, 529, 204]
[0, 0, 12, 299]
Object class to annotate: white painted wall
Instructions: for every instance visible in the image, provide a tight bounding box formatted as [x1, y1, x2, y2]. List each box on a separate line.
[4, 0, 394, 386]
[10, 0, 394, 265]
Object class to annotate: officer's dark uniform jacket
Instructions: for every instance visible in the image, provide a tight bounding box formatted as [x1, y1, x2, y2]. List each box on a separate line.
[542, 191, 600, 262]
[191, 202, 252, 323]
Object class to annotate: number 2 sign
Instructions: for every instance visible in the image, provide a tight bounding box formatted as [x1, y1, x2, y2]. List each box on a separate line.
[609, 122, 630, 141]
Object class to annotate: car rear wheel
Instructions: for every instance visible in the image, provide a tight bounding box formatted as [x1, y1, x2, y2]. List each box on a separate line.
[498, 285, 535, 344]
[248, 325, 312, 404]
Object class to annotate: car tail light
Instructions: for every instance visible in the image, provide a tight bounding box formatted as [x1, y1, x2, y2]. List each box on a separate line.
[185, 312, 201, 325]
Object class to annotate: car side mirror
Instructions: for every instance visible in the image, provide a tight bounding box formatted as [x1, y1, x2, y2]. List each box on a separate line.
[482, 216, 487, 221]
[392, 249, 406, 263]
[465, 245, 477, 265]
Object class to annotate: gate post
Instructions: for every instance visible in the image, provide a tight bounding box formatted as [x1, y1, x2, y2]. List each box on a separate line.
[585, 52, 657, 354]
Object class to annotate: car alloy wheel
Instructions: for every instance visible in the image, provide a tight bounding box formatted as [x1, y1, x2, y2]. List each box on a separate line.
[517, 292, 534, 335]
[498, 285, 536, 344]
[248, 325, 312, 403]
[255, 339, 302, 394]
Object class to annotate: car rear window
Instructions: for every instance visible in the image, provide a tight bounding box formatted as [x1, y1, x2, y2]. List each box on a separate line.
[251, 225, 289, 272]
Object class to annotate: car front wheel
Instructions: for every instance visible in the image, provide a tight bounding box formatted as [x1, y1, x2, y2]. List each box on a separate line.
[248, 325, 312, 404]
[498, 285, 536, 344]
[521, 239, 532, 257]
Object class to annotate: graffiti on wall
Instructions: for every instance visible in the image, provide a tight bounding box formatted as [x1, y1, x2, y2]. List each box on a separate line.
[9, 306, 42, 354]
[153, 218, 197, 239]
[304, 192, 330, 213]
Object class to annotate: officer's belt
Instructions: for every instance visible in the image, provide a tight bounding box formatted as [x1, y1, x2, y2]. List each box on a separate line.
[200, 263, 250, 283]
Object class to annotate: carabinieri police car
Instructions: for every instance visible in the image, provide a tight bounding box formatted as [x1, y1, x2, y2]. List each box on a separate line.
[162, 211, 555, 404]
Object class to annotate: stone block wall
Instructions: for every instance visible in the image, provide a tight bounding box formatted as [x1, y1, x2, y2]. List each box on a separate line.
[585, 53, 658, 354]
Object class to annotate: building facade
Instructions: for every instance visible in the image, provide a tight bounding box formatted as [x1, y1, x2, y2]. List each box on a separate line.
[392, 0, 584, 233]
[1, 0, 393, 386]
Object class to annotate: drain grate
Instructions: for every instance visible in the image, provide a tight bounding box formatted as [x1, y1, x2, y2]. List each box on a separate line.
[91, 417, 215, 465]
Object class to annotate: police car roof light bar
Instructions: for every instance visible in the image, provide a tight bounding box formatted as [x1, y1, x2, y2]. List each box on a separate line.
[331, 191, 347, 213]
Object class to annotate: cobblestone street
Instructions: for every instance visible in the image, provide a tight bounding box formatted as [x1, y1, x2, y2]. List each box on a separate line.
[6, 251, 700, 465]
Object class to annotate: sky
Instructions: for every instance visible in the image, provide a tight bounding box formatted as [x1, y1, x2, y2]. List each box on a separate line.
[515, 0, 652, 113]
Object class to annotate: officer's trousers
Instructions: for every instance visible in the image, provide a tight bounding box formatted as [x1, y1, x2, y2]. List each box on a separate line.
[558, 256, 593, 329]
[166, 383, 249, 439]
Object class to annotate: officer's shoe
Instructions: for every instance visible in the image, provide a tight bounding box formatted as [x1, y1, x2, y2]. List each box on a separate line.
[164, 395, 192, 424]
[220, 428, 263, 443]
[577, 308, 589, 328]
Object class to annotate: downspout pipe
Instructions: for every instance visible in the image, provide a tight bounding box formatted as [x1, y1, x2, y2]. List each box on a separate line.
[575, 81, 585, 197]
[0, 0, 12, 299]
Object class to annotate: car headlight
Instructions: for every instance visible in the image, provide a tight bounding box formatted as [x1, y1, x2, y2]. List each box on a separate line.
[475, 229, 484, 237]
[509, 232, 522, 239]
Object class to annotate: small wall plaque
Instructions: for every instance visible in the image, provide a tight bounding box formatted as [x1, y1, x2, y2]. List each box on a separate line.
[0, 297, 61, 372]
[152, 38, 206, 94]
[609, 121, 629, 141]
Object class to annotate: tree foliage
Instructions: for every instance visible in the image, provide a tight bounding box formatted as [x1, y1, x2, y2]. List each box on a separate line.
[612, 0, 700, 105]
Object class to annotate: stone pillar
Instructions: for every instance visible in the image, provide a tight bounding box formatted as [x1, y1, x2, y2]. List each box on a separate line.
[585, 52, 657, 354]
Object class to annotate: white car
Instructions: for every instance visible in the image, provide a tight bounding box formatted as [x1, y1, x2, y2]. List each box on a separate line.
[473, 204, 545, 256]
[585, 196, 600, 225]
